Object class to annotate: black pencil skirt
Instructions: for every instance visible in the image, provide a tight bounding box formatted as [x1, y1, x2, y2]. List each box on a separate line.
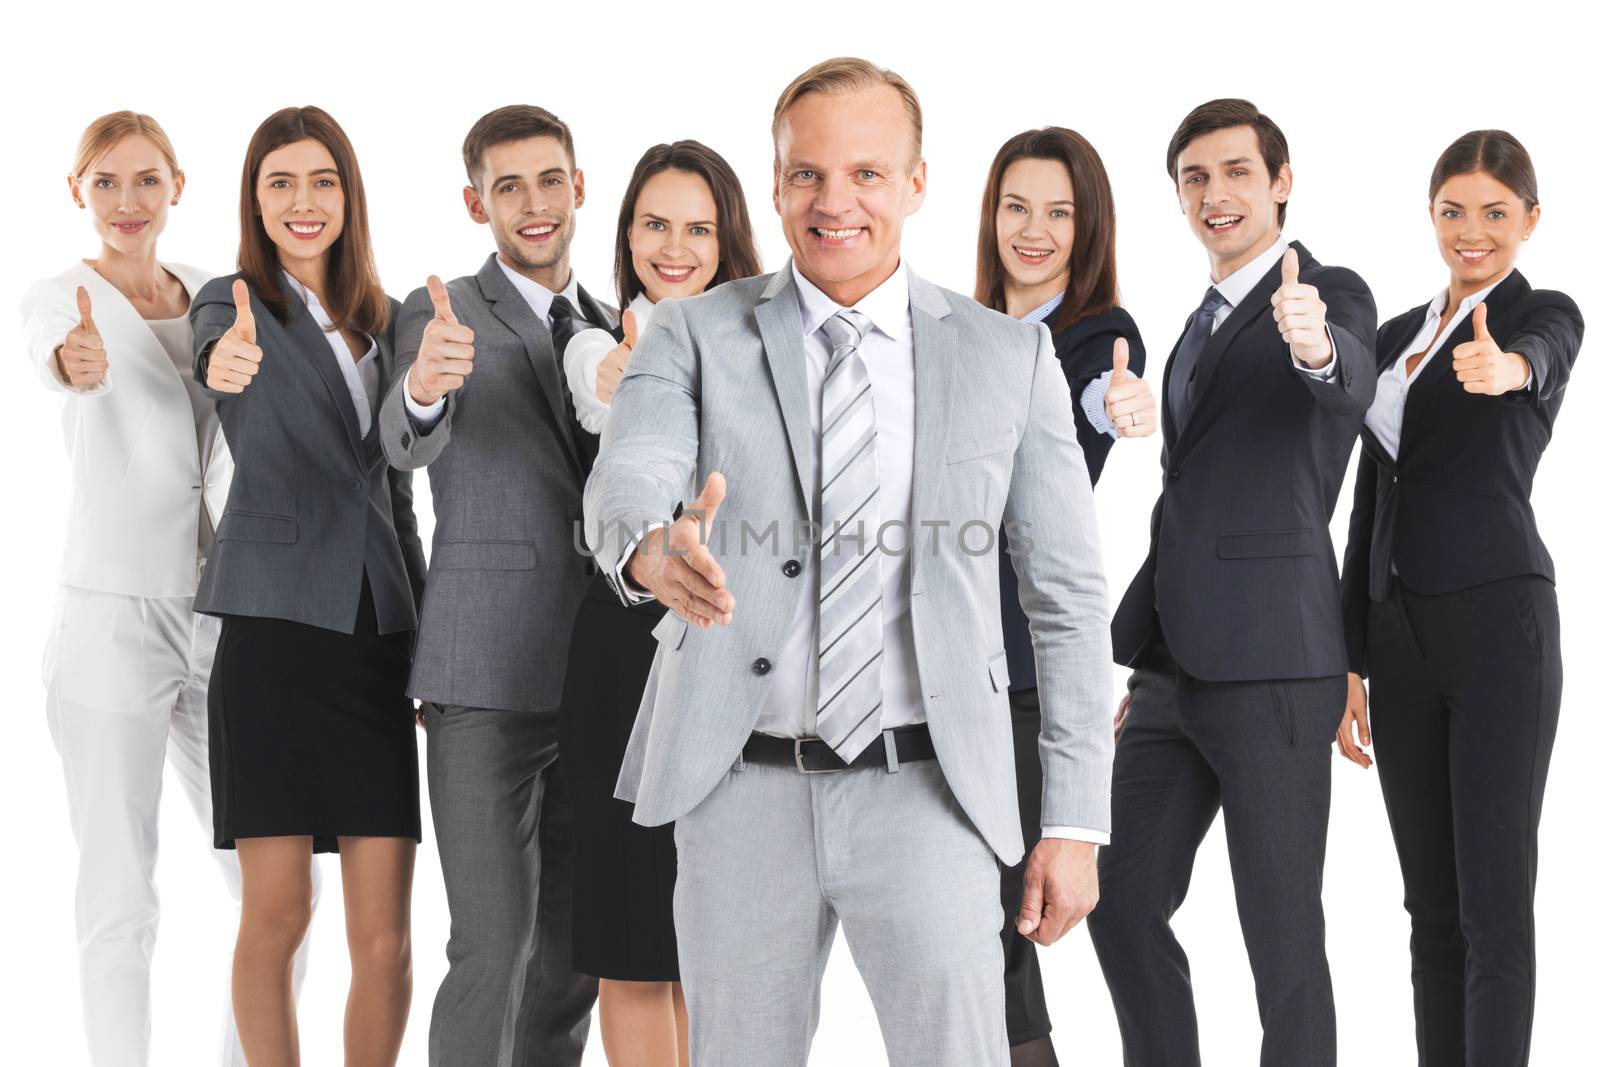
[208, 576, 420, 854]
[560, 573, 679, 982]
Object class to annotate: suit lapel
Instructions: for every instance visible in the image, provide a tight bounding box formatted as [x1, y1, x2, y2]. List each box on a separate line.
[476, 255, 582, 473]
[754, 268, 815, 517]
[281, 287, 365, 461]
[906, 272, 956, 568]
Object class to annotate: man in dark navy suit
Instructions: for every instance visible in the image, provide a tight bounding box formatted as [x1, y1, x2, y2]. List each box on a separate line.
[1086, 98, 1377, 1067]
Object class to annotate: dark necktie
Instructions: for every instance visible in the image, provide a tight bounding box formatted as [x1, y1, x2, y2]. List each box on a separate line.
[1166, 286, 1229, 435]
[548, 294, 602, 473]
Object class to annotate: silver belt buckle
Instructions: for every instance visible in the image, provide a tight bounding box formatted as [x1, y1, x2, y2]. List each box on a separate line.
[794, 737, 844, 773]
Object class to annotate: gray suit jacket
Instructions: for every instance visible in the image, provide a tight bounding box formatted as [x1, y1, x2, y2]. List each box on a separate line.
[380, 254, 616, 712]
[584, 264, 1112, 864]
[192, 275, 425, 634]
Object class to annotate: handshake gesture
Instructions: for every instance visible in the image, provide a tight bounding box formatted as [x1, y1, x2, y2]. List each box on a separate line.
[627, 471, 735, 629]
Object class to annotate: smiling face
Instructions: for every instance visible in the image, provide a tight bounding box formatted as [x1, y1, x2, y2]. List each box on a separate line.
[996, 156, 1075, 297]
[1174, 125, 1290, 278]
[1431, 169, 1539, 293]
[466, 135, 584, 288]
[255, 138, 345, 268]
[774, 84, 925, 306]
[71, 134, 184, 257]
[629, 168, 720, 303]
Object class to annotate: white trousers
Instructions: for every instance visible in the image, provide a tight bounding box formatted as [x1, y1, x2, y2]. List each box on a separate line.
[44, 586, 316, 1067]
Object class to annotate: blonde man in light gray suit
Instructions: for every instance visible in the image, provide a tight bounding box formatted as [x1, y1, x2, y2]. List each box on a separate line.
[583, 57, 1112, 1067]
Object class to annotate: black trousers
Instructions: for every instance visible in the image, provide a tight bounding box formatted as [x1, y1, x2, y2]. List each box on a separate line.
[1368, 576, 1562, 1067]
[1087, 639, 1345, 1067]
[998, 689, 1055, 1053]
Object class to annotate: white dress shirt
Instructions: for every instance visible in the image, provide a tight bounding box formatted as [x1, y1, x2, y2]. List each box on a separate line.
[281, 272, 379, 438]
[565, 292, 653, 435]
[1212, 236, 1338, 380]
[1365, 278, 1513, 461]
[405, 256, 584, 426]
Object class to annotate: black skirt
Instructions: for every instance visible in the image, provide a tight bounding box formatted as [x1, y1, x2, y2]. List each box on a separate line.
[209, 576, 420, 854]
[560, 573, 679, 981]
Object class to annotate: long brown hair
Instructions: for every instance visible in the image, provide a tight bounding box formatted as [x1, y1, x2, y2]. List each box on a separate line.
[612, 141, 762, 308]
[236, 106, 387, 334]
[1429, 130, 1539, 211]
[975, 127, 1119, 332]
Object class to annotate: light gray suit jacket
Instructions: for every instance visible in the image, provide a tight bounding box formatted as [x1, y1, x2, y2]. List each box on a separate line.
[380, 254, 616, 712]
[584, 264, 1112, 863]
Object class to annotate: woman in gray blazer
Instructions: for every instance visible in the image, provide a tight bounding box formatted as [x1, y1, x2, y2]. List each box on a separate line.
[194, 106, 425, 1067]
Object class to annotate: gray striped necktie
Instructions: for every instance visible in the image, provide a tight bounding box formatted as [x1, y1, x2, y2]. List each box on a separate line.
[814, 308, 884, 763]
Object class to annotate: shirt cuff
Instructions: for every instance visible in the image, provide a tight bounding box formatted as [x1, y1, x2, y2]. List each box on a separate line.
[1079, 369, 1119, 439]
[403, 371, 447, 430]
[1040, 825, 1110, 846]
[610, 521, 671, 605]
[1291, 326, 1339, 380]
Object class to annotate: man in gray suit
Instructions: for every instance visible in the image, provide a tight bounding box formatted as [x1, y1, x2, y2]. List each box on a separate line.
[378, 105, 614, 1067]
[584, 58, 1112, 1066]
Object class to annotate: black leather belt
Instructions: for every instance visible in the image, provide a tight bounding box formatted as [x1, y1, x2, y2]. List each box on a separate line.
[742, 723, 937, 773]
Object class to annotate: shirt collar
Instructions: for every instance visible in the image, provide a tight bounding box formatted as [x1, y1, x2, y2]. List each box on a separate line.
[281, 269, 327, 323]
[791, 259, 911, 342]
[1425, 274, 1506, 322]
[496, 255, 581, 323]
[1019, 290, 1066, 325]
[1212, 235, 1289, 308]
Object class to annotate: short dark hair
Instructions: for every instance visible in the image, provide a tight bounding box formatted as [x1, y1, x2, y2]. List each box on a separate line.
[1166, 98, 1290, 227]
[1429, 130, 1539, 211]
[462, 105, 574, 187]
[613, 140, 763, 308]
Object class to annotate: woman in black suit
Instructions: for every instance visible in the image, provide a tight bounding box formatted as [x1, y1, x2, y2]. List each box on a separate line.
[557, 140, 761, 1067]
[973, 127, 1153, 1067]
[1338, 130, 1582, 1067]
[197, 106, 426, 1067]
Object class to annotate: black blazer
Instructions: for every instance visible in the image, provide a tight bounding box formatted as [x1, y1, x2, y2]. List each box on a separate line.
[1110, 242, 1377, 681]
[999, 306, 1146, 690]
[193, 275, 426, 635]
[1341, 270, 1582, 674]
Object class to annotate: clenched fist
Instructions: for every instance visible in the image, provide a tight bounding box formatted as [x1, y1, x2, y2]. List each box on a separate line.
[55, 287, 108, 388]
[205, 280, 263, 394]
[407, 275, 475, 405]
[1270, 247, 1333, 369]
[1453, 303, 1530, 396]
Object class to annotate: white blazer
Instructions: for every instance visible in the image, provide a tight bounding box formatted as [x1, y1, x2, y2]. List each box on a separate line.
[20, 261, 232, 598]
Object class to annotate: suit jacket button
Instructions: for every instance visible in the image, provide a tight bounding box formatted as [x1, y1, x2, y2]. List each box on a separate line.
[347, 477, 363, 491]
[1168, 469, 1182, 481]
[782, 559, 801, 577]
[401, 431, 412, 448]
[752, 657, 772, 675]
[1392, 474, 1399, 484]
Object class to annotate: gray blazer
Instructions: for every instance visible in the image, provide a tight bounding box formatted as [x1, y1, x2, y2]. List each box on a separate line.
[380, 254, 616, 712]
[192, 274, 425, 634]
[584, 265, 1112, 864]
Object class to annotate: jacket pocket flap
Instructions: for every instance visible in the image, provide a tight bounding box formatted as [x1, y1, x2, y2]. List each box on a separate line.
[431, 539, 538, 571]
[947, 430, 1016, 465]
[217, 510, 299, 545]
[1216, 528, 1316, 559]
[986, 650, 1011, 692]
[652, 611, 689, 650]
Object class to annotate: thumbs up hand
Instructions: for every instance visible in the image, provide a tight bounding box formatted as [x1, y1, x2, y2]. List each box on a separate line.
[595, 309, 641, 404]
[408, 275, 476, 405]
[627, 470, 736, 628]
[206, 280, 264, 394]
[55, 286, 109, 388]
[1270, 247, 1333, 369]
[1452, 303, 1530, 396]
[1102, 336, 1157, 438]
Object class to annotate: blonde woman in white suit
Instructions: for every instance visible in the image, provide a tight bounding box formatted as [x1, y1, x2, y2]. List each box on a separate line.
[19, 111, 312, 1067]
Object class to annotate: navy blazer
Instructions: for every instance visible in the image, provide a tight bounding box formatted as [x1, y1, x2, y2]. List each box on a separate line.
[1111, 242, 1378, 681]
[999, 306, 1146, 691]
[193, 275, 425, 634]
[1341, 270, 1582, 674]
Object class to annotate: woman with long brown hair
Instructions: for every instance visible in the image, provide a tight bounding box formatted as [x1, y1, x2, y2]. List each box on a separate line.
[193, 106, 426, 1067]
[558, 139, 760, 1067]
[1338, 130, 1582, 1066]
[973, 126, 1153, 1067]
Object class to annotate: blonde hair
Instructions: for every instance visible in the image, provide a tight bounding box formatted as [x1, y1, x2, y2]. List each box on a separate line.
[770, 57, 923, 167]
[72, 111, 180, 179]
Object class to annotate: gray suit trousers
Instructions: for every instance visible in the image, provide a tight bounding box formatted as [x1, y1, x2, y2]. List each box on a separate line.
[673, 754, 1007, 1066]
[425, 706, 596, 1067]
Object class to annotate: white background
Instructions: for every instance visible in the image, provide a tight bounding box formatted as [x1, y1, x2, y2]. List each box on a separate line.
[3, 1, 1596, 1063]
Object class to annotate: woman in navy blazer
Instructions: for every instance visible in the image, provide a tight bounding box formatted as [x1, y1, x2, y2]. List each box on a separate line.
[1338, 130, 1582, 1067]
[973, 126, 1151, 1067]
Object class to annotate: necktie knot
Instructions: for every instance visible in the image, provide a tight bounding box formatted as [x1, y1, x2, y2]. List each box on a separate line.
[820, 308, 872, 355]
[1199, 287, 1227, 316]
